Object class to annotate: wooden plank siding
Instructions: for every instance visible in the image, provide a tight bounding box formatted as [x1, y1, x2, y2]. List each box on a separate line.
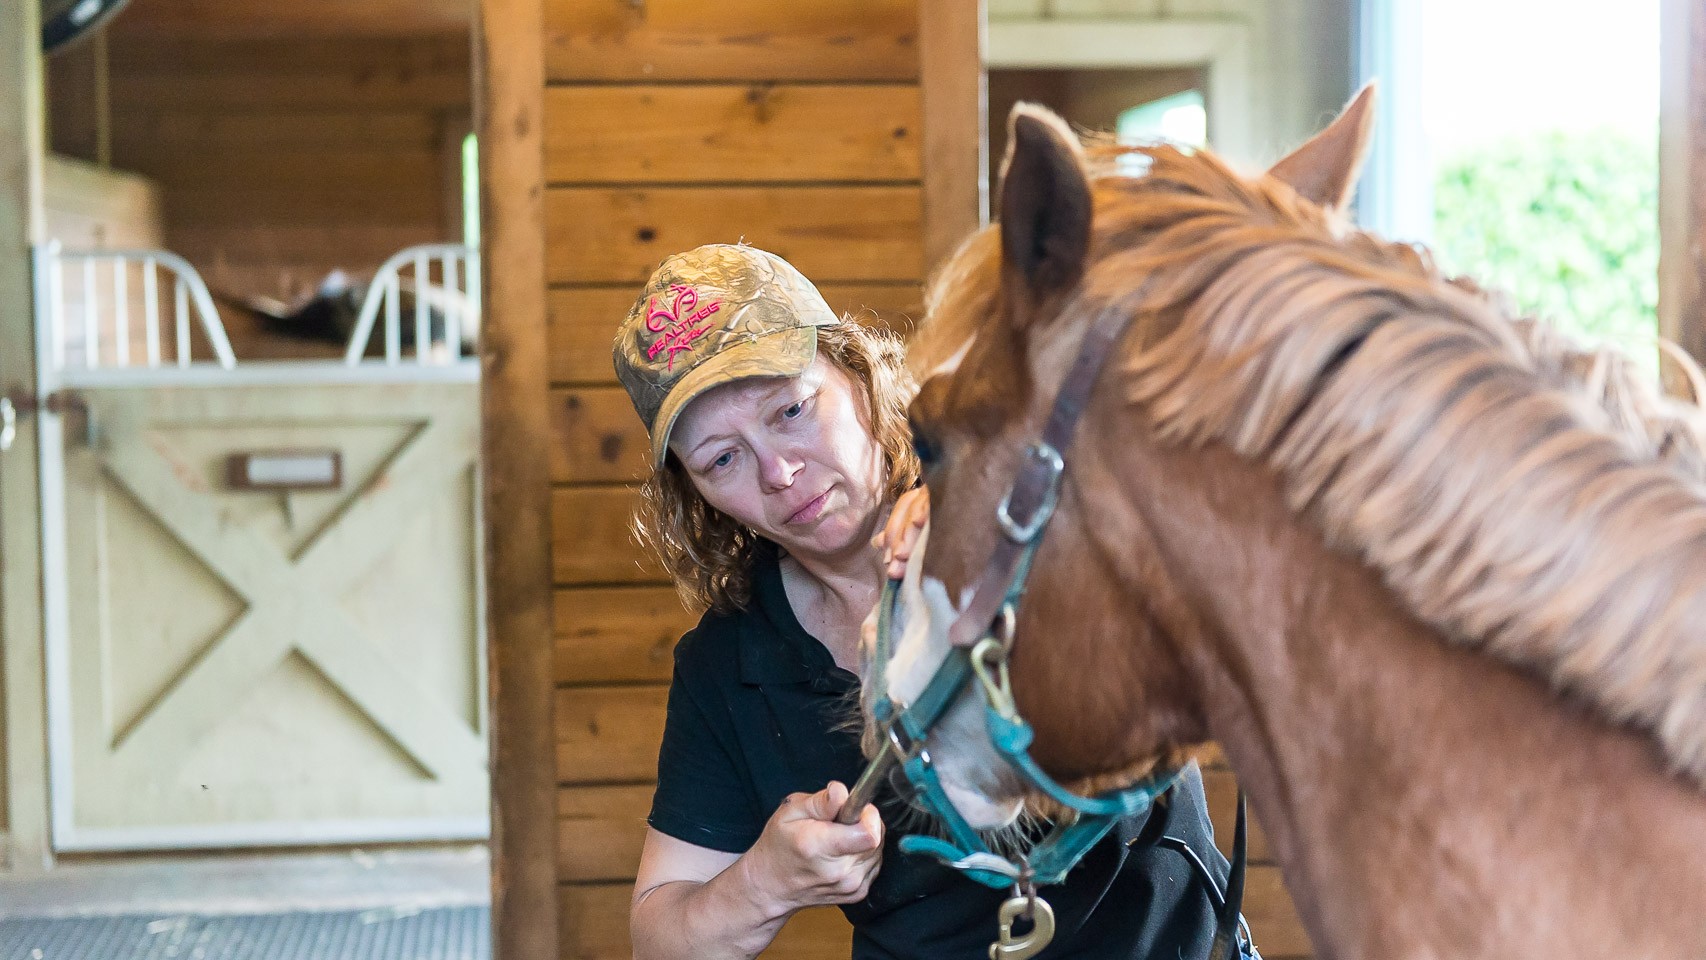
[545, 2, 936, 955]
[544, 186, 924, 285]
[533, 4, 1314, 959]
[542, 0, 919, 83]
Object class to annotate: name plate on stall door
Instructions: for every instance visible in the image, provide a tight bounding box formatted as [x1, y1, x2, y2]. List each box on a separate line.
[226, 450, 342, 491]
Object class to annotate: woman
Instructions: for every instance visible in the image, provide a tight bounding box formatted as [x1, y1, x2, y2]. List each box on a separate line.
[614, 244, 1244, 959]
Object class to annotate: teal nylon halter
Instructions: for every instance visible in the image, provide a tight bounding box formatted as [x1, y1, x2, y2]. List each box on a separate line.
[863, 501, 1181, 890]
[852, 294, 1185, 891]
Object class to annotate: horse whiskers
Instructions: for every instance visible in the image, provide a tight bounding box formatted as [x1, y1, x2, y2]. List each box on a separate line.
[879, 794, 1047, 861]
[1023, 747, 1197, 823]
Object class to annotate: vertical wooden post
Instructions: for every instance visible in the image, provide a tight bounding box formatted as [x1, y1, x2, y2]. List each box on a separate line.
[0, 0, 54, 870]
[475, 0, 557, 954]
[1661, 0, 1706, 363]
[921, 0, 987, 272]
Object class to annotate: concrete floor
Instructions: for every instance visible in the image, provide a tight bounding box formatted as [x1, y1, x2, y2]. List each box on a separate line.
[0, 846, 489, 919]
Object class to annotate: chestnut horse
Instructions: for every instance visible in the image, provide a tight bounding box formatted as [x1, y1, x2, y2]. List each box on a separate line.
[866, 89, 1706, 959]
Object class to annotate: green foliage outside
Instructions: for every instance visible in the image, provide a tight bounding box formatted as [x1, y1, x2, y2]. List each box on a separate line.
[1431, 127, 1659, 359]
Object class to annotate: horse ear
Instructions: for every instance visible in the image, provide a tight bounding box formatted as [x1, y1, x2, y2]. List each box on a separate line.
[1267, 83, 1378, 213]
[999, 103, 1092, 329]
[1659, 339, 1706, 406]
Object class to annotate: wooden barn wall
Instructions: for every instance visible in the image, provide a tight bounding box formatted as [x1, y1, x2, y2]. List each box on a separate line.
[543, 3, 1311, 959]
[45, 33, 471, 357]
[544, 2, 921, 955]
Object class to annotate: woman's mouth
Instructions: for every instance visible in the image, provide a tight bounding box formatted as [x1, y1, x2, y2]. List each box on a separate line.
[786, 488, 833, 525]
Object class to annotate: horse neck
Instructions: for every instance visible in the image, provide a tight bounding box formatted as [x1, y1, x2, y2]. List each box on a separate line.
[1074, 413, 1706, 960]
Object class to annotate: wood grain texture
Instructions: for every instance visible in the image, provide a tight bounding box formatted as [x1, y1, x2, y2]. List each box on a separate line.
[1202, 766, 1273, 864]
[545, 85, 921, 185]
[551, 487, 666, 586]
[545, 186, 924, 285]
[105, 35, 471, 109]
[113, 0, 470, 37]
[554, 587, 695, 686]
[51, 31, 472, 366]
[555, 686, 670, 784]
[551, 387, 649, 484]
[543, 0, 918, 82]
[550, 387, 648, 484]
[557, 785, 653, 882]
[478, 0, 557, 954]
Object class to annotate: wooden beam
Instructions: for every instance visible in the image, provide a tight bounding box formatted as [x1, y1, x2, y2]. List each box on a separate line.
[0, 0, 53, 871]
[1661, 0, 1706, 364]
[919, 0, 986, 271]
[476, 0, 557, 956]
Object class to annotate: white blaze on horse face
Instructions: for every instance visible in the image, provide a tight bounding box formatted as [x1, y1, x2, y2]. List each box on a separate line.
[875, 525, 1025, 829]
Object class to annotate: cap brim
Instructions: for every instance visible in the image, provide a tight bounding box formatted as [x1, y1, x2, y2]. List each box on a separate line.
[648, 326, 820, 468]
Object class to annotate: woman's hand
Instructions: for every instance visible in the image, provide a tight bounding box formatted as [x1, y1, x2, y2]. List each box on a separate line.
[741, 781, 884, 914]
[874, 486, 930, 580]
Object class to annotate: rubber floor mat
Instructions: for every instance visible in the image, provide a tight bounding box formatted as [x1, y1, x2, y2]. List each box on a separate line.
[0, 905, 488, 960]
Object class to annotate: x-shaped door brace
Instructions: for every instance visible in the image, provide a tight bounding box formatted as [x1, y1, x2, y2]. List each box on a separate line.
[92, 416, 484, 781]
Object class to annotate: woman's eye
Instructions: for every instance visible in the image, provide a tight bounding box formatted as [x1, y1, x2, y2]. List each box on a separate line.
[782, 401, 805, 419]
[710, 451, 735, 470]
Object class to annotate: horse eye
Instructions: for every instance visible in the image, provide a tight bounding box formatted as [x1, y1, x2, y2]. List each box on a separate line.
[911, 428, 938, 467]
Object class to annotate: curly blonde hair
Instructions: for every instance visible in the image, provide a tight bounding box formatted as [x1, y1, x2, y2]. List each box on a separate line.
[633, 320, 920, 613]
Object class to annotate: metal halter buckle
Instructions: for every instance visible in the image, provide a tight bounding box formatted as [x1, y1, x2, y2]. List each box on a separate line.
[970, 634, 1017, 720]
[996, 442, 1064, 544]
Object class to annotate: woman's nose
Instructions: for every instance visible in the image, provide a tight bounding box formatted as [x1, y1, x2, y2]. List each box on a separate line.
[756, 449, 803, 492]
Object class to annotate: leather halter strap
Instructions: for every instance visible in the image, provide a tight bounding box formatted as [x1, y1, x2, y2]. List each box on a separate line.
[945, 292, 1147, 651]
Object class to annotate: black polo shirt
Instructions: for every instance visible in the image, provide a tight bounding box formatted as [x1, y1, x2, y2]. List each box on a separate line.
[648, 542, 1232, 959]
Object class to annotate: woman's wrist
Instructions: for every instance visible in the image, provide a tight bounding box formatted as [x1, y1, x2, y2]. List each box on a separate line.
[730, 844, 806, 922]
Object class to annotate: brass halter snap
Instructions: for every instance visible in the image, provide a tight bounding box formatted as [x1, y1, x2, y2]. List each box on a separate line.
[970, 634, 1017, 720]
[969, 600, 1019, 718]
[989, 880, 1056, 960]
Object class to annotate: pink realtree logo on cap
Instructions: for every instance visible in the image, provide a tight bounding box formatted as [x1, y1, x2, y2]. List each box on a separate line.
[646, 284, 722, 370]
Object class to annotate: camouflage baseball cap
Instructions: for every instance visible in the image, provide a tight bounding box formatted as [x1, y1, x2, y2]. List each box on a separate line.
[614, 244, 840, 469]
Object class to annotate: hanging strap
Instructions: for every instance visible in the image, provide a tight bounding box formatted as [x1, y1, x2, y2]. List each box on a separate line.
[945, 290, 1151, 651]
[1158, 791, 1253, 960]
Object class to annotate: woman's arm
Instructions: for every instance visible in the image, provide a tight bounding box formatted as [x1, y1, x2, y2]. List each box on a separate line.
[630, 781, 883, 960]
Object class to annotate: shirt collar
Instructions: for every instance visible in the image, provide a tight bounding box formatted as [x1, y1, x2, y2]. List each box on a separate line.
[738, 541, 836, 685]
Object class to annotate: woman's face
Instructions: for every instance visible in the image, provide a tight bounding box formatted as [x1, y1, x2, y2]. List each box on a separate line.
[669, 355, 888, 564]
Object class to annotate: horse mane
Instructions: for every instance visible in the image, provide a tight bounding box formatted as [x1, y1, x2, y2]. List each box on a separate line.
[924, 141, 1706, 785]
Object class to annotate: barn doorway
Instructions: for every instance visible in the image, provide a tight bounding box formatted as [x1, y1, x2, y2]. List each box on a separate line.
[988, 66, 1208, 208]
[0, 0, 492, 948]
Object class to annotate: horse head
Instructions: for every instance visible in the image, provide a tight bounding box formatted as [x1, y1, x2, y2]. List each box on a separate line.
[859, 90, 1384, 830]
